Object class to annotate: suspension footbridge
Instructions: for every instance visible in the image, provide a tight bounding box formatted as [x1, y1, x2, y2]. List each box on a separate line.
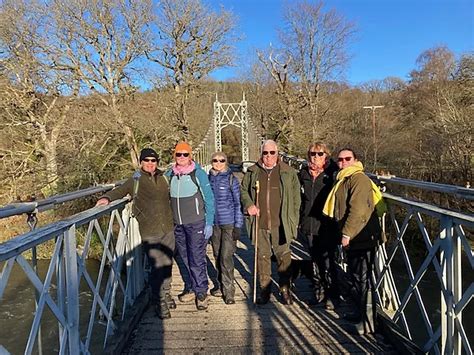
[0, 96, 473, 354]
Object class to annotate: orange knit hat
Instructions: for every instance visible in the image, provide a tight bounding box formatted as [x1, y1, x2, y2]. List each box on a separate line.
[174, 141, 192, 158]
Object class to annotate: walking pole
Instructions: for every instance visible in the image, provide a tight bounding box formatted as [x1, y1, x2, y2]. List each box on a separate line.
[253, 181, 260, 304]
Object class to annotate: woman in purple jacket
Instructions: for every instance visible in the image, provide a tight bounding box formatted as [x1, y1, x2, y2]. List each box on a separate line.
[208, 152, 244, 304]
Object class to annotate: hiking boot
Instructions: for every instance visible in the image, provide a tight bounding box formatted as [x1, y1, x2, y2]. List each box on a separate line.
[178, 290, 195, 303]
[224, 294, 235, 305]
[165, 293, 177, 309]
[196, 292, 208, 310]
[314, 288, 325, 304]
[155, 300, 171, 319]
[324, 298, 335, 311]
[280, 286, 293, 305]
[256, 287, 271, 305]
[210, 288, 223, 297]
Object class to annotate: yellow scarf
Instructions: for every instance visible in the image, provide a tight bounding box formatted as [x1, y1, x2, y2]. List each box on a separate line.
[323, 161, 386, 218]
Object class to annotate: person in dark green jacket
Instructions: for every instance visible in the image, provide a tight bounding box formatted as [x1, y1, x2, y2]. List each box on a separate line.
[241, 140, 301, 305]
[323, 147, 382, 335]
[96, 148, 175, 319]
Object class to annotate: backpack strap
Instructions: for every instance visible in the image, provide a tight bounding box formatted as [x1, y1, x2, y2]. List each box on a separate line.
[131, 170, 141, 216]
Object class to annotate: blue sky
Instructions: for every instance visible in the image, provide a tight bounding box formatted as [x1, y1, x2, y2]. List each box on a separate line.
[209, 0, 473, 85]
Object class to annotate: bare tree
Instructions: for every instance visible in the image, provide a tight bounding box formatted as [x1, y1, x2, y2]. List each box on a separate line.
[280, 0, 356, 141]
[147, 0, 237, 141]
[256, 48, 298, 150]
[0, 0, 79, 196]
[44, 0, 153, 167]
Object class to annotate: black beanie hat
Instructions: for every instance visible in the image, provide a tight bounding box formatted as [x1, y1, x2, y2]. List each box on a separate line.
[139, 148, 159, 162]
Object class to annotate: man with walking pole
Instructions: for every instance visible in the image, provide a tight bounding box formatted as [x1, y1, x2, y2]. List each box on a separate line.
[241, 140, 301, 305]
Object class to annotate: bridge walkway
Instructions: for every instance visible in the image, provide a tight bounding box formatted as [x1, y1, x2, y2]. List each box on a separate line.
[122, 235, 395, 354]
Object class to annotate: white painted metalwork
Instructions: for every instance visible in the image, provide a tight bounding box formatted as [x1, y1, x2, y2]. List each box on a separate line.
[281, 153, 473, 355]
[193, 94, 264, 169]
[0, 198, 146, 354]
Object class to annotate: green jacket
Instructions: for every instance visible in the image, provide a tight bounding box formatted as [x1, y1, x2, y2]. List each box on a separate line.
[334, 172, 382, 249]
[103, 169, 174, 241]
[241, 160, 301, 244]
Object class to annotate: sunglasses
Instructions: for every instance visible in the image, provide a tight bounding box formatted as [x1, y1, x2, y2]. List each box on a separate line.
[338, 157, 353, 162]
[309, 151, 325, 157]
[212, 159, 226, 163]
[175, 152, 190, 157]
[143, 158, 157, 163]
[262, 150, 277, 156]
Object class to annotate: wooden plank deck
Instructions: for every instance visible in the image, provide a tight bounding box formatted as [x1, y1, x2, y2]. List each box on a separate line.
[122, 236, 395, 354]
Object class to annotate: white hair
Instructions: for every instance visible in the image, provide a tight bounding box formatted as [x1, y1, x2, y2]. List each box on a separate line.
[260, 139, 278, 153]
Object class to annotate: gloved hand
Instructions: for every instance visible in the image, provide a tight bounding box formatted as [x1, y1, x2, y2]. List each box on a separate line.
[204, 225, 213, 240]
[232, 227, 241, 241]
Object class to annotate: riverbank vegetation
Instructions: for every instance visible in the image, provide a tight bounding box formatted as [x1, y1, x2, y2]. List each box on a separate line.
[1, 0, 472, 239]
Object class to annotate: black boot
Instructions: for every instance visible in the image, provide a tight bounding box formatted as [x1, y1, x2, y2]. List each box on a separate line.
[257, 286, 271, 305]
[165, 293, 177, 309]
[280, 286, 293, 305]
[155, 299, 171, 319]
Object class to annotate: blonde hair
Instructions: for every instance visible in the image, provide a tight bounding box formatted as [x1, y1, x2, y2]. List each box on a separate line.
[307, 142, 331, 158]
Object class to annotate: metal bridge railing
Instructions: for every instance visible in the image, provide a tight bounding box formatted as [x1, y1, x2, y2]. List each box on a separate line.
[0, 198, 146, 354]
[280, 153, 473, 354]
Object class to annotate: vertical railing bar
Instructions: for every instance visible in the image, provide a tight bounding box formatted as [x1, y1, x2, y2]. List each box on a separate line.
[64, 225, 80, 354]
[56, 235, 65, 351]
[454, 221, 462, 354]
[27, 211, 43, 355]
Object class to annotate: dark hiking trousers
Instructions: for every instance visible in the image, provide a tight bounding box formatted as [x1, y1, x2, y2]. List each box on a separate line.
[211, 224, 236, 298]
[143, 230, 175, 302]
[312, 236, 340, 300]
[257, 227, 292, 290]
[346, 247, 376, 332]
[174, 220, 209, 294]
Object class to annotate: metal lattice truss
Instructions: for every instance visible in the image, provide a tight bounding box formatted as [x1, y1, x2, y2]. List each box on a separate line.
[374, 193, 474, 355]
[0, 199, 145, 354]
[193, 94, 264, 170]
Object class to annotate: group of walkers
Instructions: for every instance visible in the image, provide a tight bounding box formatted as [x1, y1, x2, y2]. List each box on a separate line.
[96, 139, 385, 335]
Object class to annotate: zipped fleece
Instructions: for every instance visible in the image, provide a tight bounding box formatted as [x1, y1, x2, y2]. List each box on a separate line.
[165, 163, 215, 226]
[103, 169, 174, 240]
[334, 172, 382, 250]
[241, 160, 301, 244]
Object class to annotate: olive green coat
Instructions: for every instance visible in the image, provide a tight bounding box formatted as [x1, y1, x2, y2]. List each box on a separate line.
[103, 169, 174, 240]
[334, 172, 382, 249]
[240, 160, 301, 244]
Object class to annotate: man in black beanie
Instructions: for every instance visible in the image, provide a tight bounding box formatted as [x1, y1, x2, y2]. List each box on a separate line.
[96, 148, 176, 319]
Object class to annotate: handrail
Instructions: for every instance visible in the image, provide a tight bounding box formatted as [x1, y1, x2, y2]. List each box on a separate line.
[368, 173, 473, 200]
[278, 152, 473, 200]
[0, 198, 146, 354]
[0, 181, 125, 219]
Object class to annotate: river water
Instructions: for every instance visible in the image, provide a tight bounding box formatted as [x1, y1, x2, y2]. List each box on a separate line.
[0, 259, 108, 354]
[1, 253, 472, 353]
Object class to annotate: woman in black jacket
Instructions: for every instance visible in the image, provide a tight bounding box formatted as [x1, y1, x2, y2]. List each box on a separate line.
[298, 142, 339, 309]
